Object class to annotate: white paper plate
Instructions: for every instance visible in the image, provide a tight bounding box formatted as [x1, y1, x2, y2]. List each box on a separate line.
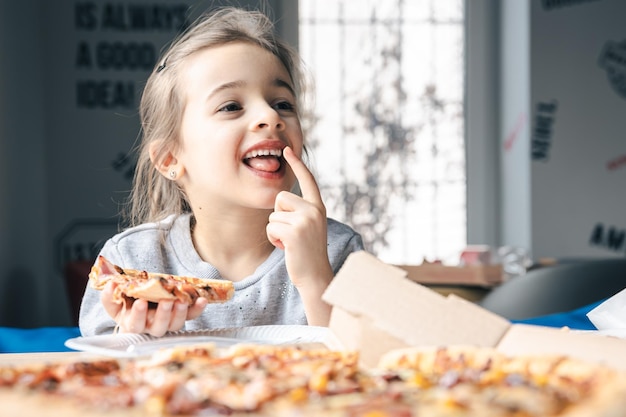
[65, 325, 333, 358]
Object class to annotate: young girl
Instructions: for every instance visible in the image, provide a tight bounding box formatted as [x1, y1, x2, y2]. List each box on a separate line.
[79, 7, 364, 337]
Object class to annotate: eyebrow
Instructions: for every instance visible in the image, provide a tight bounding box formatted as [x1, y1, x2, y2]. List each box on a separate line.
[206, 78, 296, 101]
[273, 78, 296, 97]
[206, 80, 246, 101]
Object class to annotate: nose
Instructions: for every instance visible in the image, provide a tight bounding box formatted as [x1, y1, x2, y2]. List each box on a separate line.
[251, 103, 285, 132]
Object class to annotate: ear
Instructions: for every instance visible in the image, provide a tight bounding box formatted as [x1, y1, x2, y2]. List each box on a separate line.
[148, 141, 185, 180]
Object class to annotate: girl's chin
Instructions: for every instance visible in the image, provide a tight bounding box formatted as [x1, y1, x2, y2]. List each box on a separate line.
[244, 183, 295, 208]
[252, 193, 283, 209]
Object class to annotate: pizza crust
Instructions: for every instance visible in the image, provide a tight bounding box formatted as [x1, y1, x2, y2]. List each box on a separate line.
[378, 345, 626, 417]
[378, 344, 505, 373]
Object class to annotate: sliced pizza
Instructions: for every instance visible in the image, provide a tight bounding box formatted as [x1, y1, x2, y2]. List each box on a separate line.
[88, 255, 234, 305]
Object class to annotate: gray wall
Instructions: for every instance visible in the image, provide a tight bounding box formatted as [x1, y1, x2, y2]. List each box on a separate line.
[498, 0, 626, 260]
[0, 0, 49, 327]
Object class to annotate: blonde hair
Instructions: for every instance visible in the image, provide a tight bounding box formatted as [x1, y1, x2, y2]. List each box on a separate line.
[126, 7, 306, 227]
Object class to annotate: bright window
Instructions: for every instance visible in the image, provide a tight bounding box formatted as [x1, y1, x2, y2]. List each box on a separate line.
[299, 0, 466, 264]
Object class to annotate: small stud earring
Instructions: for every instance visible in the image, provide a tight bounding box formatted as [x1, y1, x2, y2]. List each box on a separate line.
[169, 170, 176, 179]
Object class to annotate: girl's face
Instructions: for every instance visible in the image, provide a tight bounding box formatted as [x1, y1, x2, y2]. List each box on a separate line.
[173, 42, 303, 214]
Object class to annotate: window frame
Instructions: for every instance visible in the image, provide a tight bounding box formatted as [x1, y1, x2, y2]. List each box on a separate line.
[273, 0, 501, 251]
[465, 0, 500, 247]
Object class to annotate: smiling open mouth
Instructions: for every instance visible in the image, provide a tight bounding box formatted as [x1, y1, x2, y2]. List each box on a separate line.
[243, 148, 284, 173]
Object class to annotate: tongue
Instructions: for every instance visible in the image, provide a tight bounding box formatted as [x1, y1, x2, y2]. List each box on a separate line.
[247, 156, 281, 173]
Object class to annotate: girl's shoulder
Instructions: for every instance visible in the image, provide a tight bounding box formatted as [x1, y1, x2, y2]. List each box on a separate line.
[98, 214, 193, 272]
[105, 214, 191, 258]
[327, 218, 364, 250]
[327, 217, 360, 237]
[326, 218, 365, 268]
[109, 214, 181, 241]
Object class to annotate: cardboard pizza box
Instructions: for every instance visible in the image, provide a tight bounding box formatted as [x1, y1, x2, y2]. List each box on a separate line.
[323, 251, 626, 370]
[395, 262, 503, 287]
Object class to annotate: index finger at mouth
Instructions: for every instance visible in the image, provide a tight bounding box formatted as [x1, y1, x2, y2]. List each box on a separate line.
[283, 146, 323, 206]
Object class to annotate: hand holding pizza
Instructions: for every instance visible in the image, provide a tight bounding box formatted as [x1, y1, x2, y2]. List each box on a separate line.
[90, 256, 234, 337]
[100, 283, 208, 337]
[266, 147, 334, 325]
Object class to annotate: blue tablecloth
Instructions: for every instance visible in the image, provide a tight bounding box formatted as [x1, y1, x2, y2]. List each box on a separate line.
[0, 326, 81, 353]
[512, 300, 602, 331]
[0, 301, 603, 353]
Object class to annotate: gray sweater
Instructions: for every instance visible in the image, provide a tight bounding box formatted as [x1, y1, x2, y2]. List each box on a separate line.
[79, 213, 363, 336]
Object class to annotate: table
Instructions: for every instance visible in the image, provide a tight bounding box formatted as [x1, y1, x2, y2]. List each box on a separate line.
[0, 299, 601, 355]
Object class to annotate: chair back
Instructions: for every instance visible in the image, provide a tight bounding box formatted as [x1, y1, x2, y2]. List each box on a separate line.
[479, 259, 626, 320]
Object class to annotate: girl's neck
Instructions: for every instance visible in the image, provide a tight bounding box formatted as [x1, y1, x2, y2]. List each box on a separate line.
[190, 209, 275, 281]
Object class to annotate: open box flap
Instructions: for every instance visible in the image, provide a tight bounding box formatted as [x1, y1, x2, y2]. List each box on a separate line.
[324, 251, 510, 348]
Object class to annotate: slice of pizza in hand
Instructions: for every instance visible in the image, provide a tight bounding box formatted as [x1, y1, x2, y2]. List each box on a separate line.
[89, 255, 234, 305]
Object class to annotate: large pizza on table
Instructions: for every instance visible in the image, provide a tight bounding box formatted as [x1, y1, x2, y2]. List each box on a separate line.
[1, 342, 625, 416]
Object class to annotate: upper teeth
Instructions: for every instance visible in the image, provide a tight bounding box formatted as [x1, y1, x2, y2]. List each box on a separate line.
[243, 149, 283, 159]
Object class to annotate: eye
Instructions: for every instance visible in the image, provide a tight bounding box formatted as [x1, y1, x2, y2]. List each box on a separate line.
[217, 102, 242, 113]
[273, 100, 296, 112]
